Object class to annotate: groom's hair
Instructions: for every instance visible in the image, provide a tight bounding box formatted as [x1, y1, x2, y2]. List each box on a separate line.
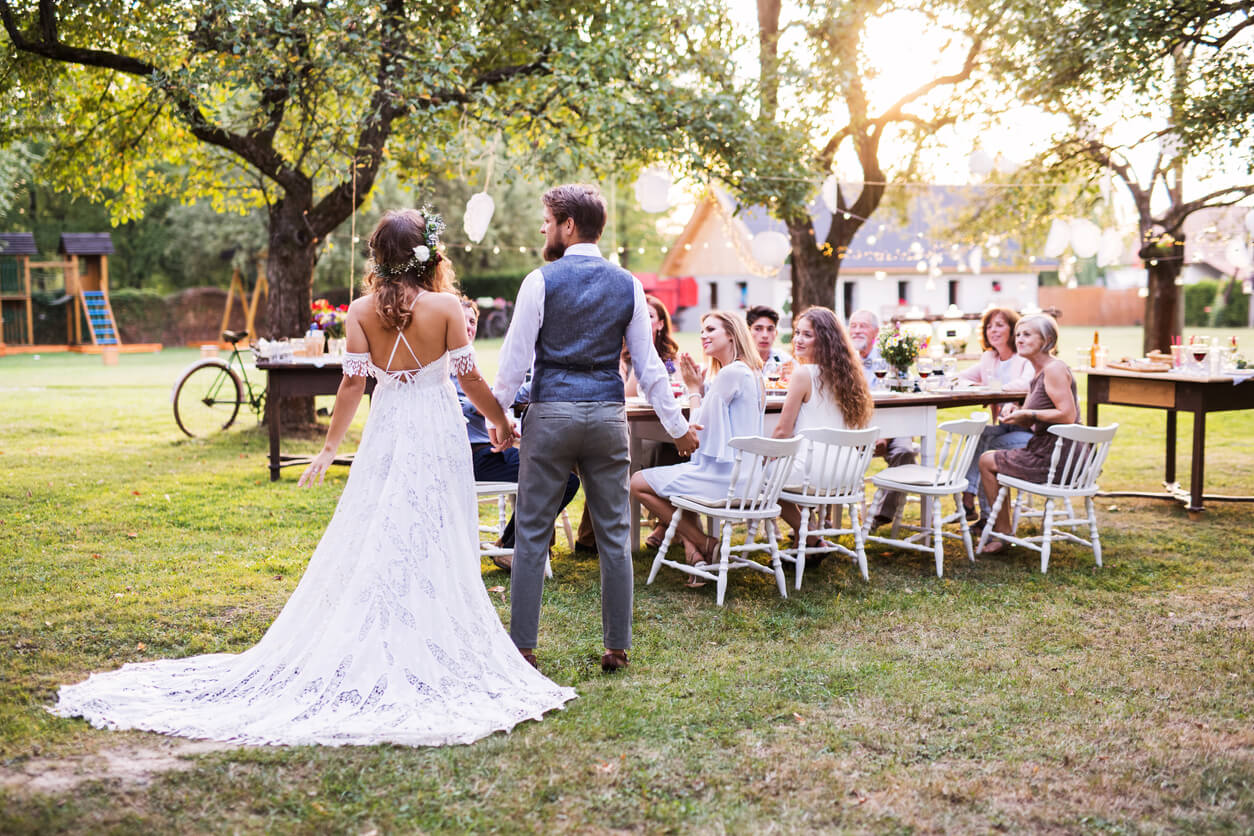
[543, 184, 606, 241]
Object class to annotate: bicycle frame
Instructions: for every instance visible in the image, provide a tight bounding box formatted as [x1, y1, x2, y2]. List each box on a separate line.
[229, 344, 266, 416]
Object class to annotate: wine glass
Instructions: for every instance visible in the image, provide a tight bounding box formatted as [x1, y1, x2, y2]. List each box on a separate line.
[942, 356, 959, 388]
[871, 357, 889, 390]
[916, 356, 933, 389]
[1190, 336, 1210, 374]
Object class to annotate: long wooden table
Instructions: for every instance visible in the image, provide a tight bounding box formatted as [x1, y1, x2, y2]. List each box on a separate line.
[256, 359, 375, 481]
[626, 387, 1025, 549]
[1082, 367, 1254, 517]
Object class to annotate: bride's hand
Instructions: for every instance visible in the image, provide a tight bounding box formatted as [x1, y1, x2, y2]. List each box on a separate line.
[490, 422, 516, 452]
[298, 449, 335, 487]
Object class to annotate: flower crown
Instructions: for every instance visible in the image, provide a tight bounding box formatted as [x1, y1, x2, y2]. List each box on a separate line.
[373, 207, 446, 278]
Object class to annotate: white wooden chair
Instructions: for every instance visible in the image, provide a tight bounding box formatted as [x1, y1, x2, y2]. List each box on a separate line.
[474, 481, 554, 578]
[776, 426, 880, 589]
[977, 423, 1119, 572]
[864, 414, 989, 577]
[646, 435, 802, 606]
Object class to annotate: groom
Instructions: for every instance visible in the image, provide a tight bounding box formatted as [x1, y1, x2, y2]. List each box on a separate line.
[491, 184, 699, 672]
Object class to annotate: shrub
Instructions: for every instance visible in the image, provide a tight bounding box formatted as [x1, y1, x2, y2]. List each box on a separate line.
[1211, 278, 1250, 328]
[110, 288, 169, 343]
[1184, 280, 1219, 326]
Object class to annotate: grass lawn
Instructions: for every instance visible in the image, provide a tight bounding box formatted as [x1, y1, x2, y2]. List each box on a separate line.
[1, 327, 1252, 833]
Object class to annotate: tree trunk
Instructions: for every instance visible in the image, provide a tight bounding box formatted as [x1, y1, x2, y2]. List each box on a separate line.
[787, 219, 838, 314]
[1139, 236, 1185, 355]
[265, 197, 321, 429]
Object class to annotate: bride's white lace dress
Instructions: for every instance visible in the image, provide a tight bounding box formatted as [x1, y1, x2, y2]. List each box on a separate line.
[51, 344, 576, 746]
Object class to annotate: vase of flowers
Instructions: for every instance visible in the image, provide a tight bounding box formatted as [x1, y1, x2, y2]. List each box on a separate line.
[876, 326, 925, 387]
[310, 298, 348, 350]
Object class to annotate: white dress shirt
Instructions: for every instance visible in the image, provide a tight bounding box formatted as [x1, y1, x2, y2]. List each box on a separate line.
[492, 242, 690, 439]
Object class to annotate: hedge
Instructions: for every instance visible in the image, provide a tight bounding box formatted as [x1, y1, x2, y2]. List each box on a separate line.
[1184, 280, 1219, 326]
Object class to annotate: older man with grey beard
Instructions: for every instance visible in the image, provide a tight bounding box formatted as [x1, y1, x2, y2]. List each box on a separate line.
[847, 309, 917, 530]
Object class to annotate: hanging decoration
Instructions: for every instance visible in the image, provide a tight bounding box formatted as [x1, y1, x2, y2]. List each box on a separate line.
[463, 192, 495, 244]
[634, 169, 673, 213]
[969, 245, 983, 275]
[1070, 219, 1101, 259]
[1043, 218, 1071, 258]
[840, 179, 864, 209]
[749, 230, 791, 267]
[820, 174, 839, 213]
[1096, 228, 1124, 267]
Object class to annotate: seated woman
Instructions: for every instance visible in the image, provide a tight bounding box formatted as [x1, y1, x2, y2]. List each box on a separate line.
[625, 295, 680, 394]
[958, 306, 1036, 520]
[770, 306, 873, 551]
[629, 310, 765, 585]
[976, 313, 1079, 554]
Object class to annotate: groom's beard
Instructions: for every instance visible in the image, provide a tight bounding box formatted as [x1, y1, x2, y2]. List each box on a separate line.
[543, 240, 567, 262]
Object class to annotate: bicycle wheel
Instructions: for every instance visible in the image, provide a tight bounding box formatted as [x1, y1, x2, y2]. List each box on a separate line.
[173, 361, 244, 437]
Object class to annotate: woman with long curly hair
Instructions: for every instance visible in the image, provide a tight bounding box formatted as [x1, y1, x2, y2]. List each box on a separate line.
[624, 295, 680, 395]
[771, 306, 873, 551]
[52, 208, 576, 746]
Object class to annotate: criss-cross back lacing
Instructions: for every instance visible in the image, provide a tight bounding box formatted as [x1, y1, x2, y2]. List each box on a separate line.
[340, 290, 477, 385]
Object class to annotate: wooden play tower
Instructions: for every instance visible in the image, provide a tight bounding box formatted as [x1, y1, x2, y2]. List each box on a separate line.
[0, 232, 37, 348]
[60, 232, 120, 350]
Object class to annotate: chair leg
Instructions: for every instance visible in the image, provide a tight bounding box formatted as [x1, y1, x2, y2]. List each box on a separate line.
[646, 509, 682, 585]
[979, 487, 1008, 552]
[794, 507, 811, 590]
[498, 494, 509, 540]
[559, 508, 574, 549]
[1086, 496, 1102, 568]
[714, 523, 732, 607]
[931, 495, 945, 578]
[1040, 498, 1054, 573]
[849, 502, 869, 581]
[768, 517, 788, 598]
[1011, 489, 1023, 533]
[956, 492, 975, 562]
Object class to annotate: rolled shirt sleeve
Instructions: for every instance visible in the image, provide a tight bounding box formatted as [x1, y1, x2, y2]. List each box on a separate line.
[626, 280, 689, 439]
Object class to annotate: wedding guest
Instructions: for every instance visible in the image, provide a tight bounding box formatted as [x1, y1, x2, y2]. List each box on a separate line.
[455, 298, 579, 570]
[746, 304, 786, 366]
[630, 311, 765, 584]
[625, 295, 680, 394]
[977, 314, 1079, 554]
[847, 309, 916, 529]
[956, 306, 1034, 521]
[772, 307, 873, 550]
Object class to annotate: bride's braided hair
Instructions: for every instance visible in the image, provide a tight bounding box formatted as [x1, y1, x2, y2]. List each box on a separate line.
[363, 208, 456, 330]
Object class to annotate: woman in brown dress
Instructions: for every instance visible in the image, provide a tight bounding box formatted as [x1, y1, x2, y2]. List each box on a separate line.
[976, 314, 1079, 554]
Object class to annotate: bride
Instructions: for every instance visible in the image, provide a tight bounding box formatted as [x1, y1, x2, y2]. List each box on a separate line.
[51, 209, 576, 746]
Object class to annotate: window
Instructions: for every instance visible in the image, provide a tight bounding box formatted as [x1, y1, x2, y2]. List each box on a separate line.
[843, 281, 855, 319]
[708, 281, 719, 310]
[897, 280, 909, 304]
[736, 281, 748, 309]
[948, 279, 959, 307]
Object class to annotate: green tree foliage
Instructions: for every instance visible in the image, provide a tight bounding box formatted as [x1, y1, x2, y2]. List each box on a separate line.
[979, 0, 1254, 353]
[1, 0, 718, 424]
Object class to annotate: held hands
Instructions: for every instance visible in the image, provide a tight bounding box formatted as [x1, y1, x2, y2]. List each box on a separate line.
[674, 424, 702, 457]
[298, 449, 336, 488]
[489, 421, 518, 452]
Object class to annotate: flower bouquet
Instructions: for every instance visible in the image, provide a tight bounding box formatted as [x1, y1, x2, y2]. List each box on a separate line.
[876, 326, 925, 385]
[311, 298, 348, 339]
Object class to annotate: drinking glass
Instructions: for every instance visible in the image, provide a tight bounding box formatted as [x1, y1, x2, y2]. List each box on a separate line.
[942, 356, 959, 387]
[1190, 337, 1210, 374]
[871, 357, 889, 390]
[916, 356, 933, 389]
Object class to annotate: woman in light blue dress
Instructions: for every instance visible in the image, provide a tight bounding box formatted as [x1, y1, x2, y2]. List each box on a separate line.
[630, 311, 765, 580]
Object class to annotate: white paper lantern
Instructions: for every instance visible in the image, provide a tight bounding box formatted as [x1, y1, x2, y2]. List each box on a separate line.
[1043, 218, 1071, 258]
[463, 192, 495, 244]
[1096, 228, 1124, 267]
[969, 245, 983, 275]
[820, 174, 839, 213]
[1225, 237, 1252, 269]
[1070, 219, 1101, 259]
[633, 170, 672, 213]
[749, 230, 791, 267]
[968, 150, 995, 176]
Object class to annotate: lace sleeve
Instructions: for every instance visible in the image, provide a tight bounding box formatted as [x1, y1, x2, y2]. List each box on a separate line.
[449, 344, 477, 376]
[341, 352, 372, 378]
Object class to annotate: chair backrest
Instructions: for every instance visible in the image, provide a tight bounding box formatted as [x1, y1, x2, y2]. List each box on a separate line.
[796, 426, 880, 499]
[1044, 423, 1119, 489]
[931, 413, 990, 486]
[722, 435, 803, 512]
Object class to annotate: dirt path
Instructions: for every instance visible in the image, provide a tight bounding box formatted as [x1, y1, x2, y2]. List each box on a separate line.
[1, 739, 237, 795]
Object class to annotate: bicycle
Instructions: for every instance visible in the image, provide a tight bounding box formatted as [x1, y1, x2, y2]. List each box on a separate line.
[172, 330, 266, 437]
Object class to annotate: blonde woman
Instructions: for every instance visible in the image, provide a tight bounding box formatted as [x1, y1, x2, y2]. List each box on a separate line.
[630, 310, 766, 582]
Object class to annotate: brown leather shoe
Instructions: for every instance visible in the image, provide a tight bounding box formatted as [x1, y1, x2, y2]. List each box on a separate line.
[600, 649, 629, 673]
[519, 649, 538, 668]
[491, 552, 512, 572]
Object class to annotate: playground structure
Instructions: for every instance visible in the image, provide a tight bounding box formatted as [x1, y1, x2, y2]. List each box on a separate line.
[217, 256, 268, 347]
[0, 231, 161, 357]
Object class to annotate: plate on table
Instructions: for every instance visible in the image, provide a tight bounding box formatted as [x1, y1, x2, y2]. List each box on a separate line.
[873, 390, 901, 398]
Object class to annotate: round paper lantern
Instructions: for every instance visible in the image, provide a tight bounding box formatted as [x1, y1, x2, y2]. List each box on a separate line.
[969, 245, 983, 275]
[749, 230, 791, 267]
[462, 192, 495, 244]
[633, 170, 672, 213]
[1043, 218, 1070, 258]
[1225, 237, 1252, 270]
[820, 174, 839, 213]
[1070, 219, 1101, 259]
[968, 150, 995, 176]
[1096, 228, 1124, 267]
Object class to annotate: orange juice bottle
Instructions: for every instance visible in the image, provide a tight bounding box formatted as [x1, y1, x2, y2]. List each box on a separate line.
[1089, 330, 1099, 367]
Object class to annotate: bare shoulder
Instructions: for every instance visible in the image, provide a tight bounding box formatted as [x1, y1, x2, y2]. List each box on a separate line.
[348, 294, 375, 317]
[1043, 358, 1072, 383]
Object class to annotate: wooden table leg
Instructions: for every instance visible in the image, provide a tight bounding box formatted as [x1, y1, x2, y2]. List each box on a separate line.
[1164, 409, 1177, 486]
[628, 429, 644, 551]
[1188, 409, 1205, 518]
[268, 372, 281, 482]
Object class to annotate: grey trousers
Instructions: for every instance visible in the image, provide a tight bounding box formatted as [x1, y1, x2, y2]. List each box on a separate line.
[510, 401, 632, 651]
[870, 436, 918, 521]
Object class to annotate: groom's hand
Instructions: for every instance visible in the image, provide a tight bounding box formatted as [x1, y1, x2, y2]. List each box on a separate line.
[490, 423, 516, 452]
[673, 425, 701, 457]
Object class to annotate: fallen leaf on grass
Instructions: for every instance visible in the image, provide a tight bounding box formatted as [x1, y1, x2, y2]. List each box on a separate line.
[1108, 504, 1119, 511]
[136, 642, 146, 651]
[91, 553, 101, 559]
[792, 712, 806, 725]
[131, 490, 141, 496]
[126, 532, 138, 539]
[594, 761, 618, 775]
[273, 575, 283, 581]
[44, 621, 52, 627]
[488, 585, 506, 602]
